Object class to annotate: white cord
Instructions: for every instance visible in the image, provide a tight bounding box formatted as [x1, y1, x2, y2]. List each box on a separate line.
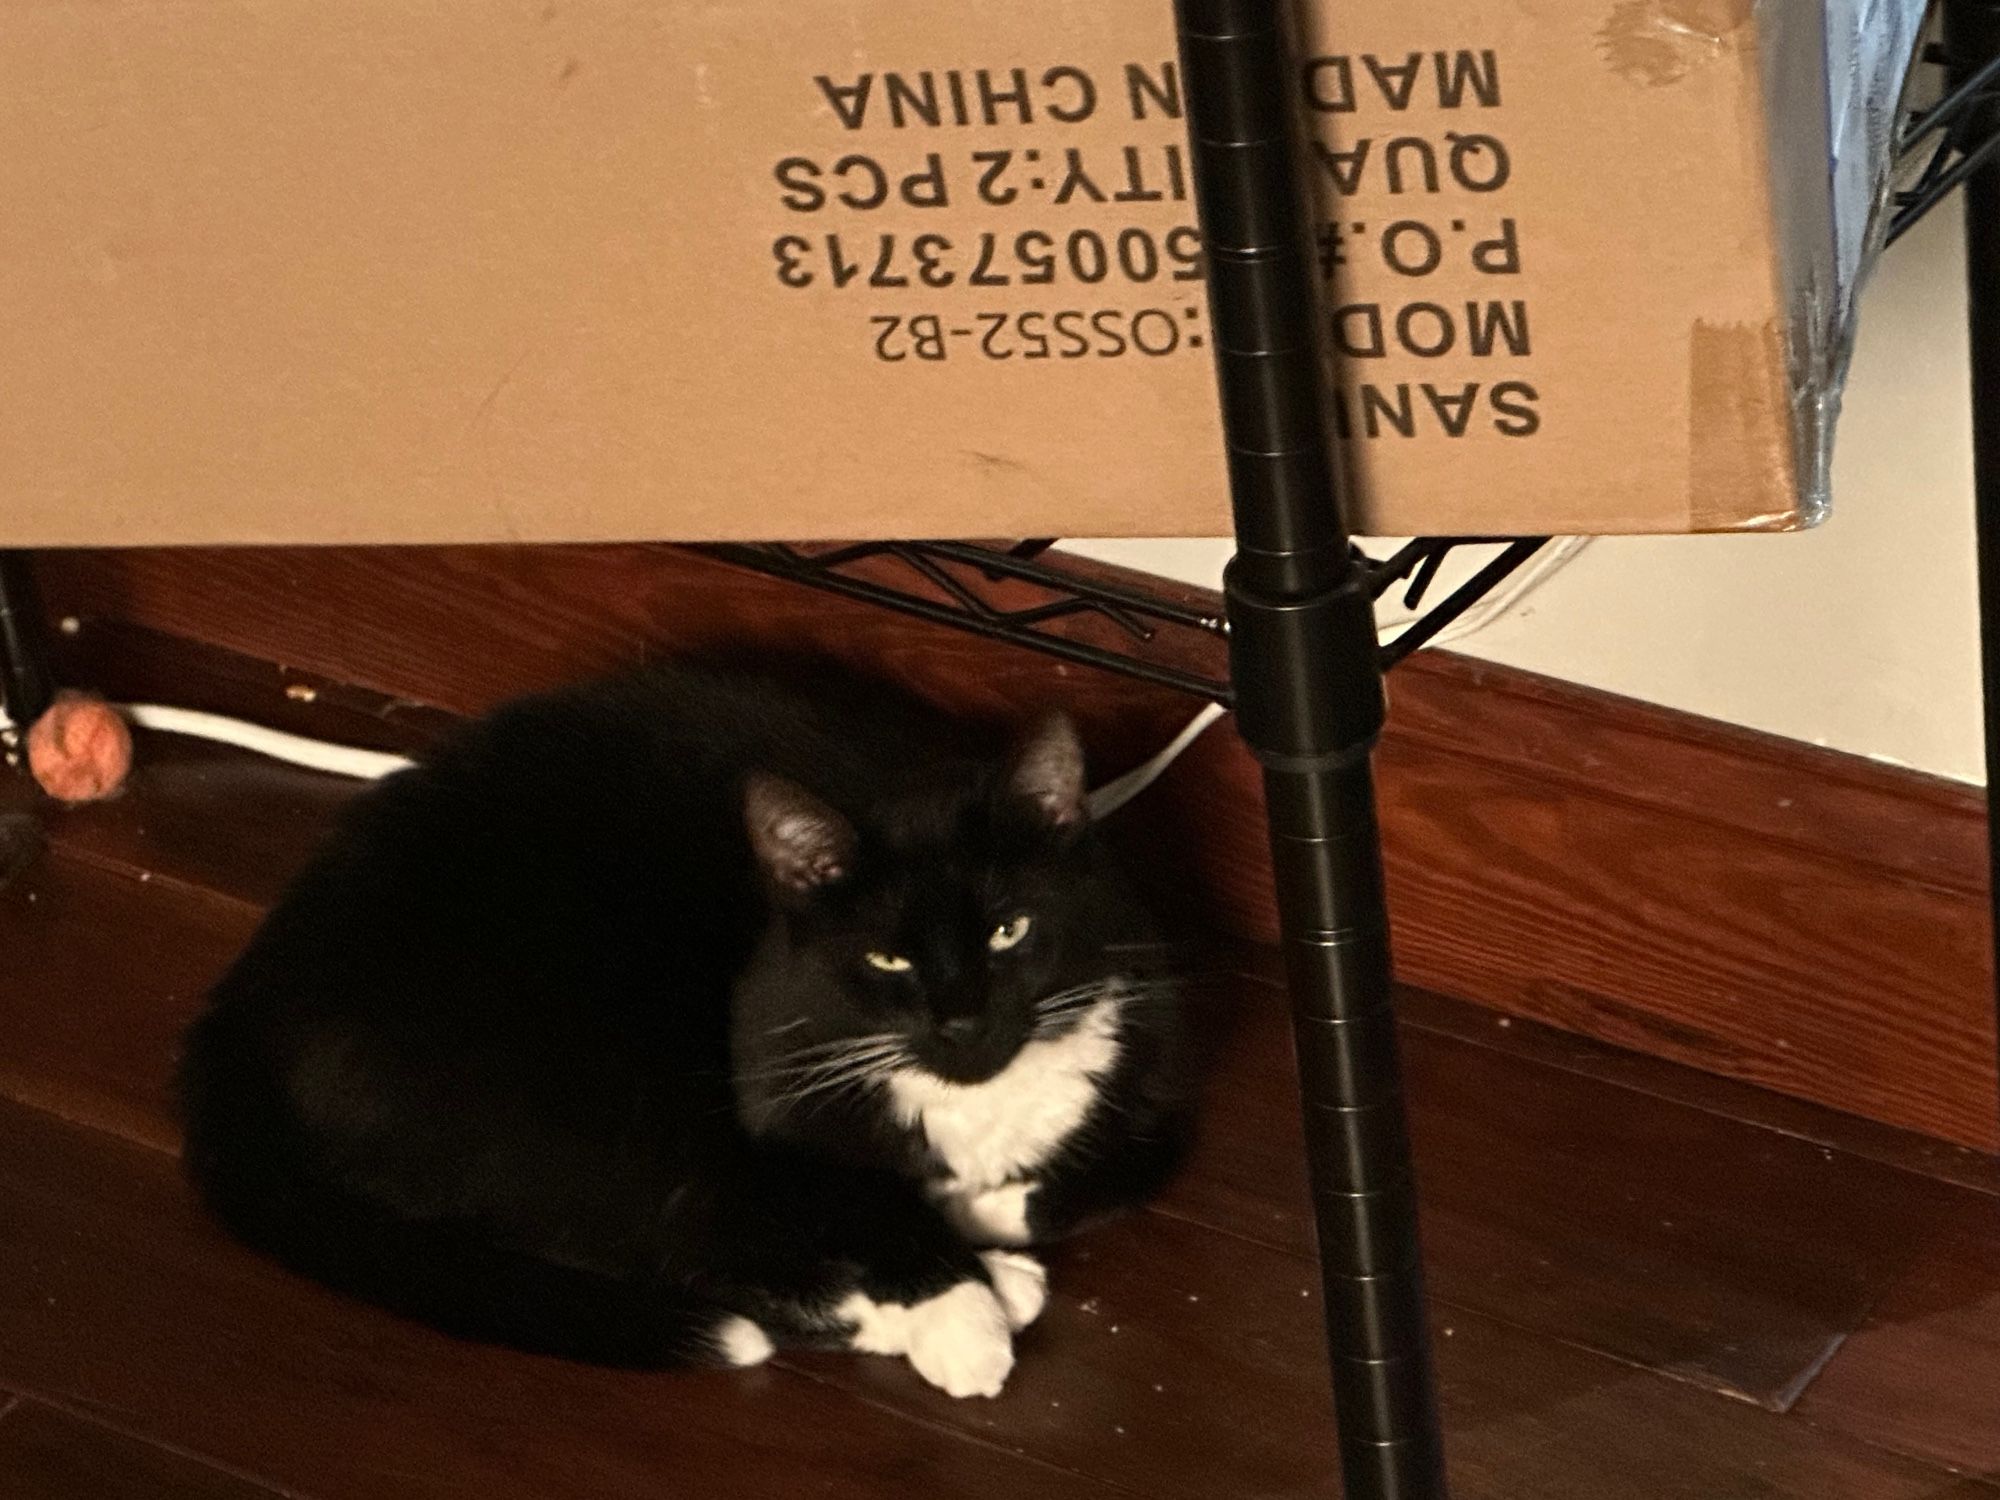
[122, 704, 416, 781]
[1086, 701, 1228, 820]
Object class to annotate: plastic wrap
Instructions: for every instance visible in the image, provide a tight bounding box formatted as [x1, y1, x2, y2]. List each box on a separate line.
[1775, 0, 1931, 523]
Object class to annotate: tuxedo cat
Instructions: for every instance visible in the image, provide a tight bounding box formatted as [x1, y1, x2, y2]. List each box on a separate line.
[178, 660, 1193, 1398]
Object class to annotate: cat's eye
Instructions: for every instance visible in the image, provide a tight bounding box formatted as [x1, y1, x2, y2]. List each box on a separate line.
[863, 951, 913, 974]
[987, 915, 1032, 953]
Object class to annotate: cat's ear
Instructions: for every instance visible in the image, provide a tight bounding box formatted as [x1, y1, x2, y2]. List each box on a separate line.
[744, 774, 856, 900]
[1000, 714, 1089, 835]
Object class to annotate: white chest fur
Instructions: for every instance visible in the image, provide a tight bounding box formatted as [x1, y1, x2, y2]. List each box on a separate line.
[887, 998, 1121, 1193]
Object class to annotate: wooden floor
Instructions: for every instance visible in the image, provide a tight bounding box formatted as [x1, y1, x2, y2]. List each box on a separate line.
[2, 736, 1999, 1499]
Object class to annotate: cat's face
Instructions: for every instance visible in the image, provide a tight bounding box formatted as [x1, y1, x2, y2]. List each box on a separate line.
[736, 715, 1145, 1104]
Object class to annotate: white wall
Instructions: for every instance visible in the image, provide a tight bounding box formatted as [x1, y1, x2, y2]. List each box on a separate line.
[1067, 207, 1984, 784]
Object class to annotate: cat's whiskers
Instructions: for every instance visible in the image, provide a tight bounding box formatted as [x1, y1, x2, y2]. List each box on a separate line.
[744, 1031, 903, 1080]
[760, 1045, 913, 1111]
[1033, 975, 1166, 1013]
[764, 1032, 900, 1072]
[745, 1032, 916, 1111]
[747, 1045, 905, 1090]
[1033, 978, 1122, 1009]
[1030, 974, 1181, 1039]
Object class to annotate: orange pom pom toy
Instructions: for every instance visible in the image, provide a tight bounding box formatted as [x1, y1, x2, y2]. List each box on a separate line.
[26, 691, 134, 804]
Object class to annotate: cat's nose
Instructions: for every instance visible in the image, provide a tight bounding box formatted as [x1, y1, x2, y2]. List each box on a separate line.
[939, 1015, 984, 1043]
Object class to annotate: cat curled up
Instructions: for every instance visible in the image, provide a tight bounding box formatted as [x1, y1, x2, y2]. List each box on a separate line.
[179, 661, 1194, 1398]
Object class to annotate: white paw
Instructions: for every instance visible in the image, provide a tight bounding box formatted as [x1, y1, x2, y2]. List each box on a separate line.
[981, 1250, 1048, 1332]
[834, 1290, 912, 1357]
[945, 1180, 1036, 1247]
[905, 1281, 1015, 1399]
[836, 1281, 1016, 1399]
[712, 1315, 774, 1367]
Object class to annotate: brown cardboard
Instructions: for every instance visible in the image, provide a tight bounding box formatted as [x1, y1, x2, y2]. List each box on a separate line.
[0, 1, 1913, 544]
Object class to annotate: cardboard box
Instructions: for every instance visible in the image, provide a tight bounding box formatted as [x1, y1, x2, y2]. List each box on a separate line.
[0, 0, 1925, 544]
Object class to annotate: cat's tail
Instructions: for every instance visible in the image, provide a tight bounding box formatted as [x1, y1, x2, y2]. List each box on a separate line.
[178, 1040, 767, 1372]
[214, 1185, 767, 1371]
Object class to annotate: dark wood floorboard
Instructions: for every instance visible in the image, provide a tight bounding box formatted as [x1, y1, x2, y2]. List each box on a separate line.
[0, 841, 251, 1153]
[793, 1204, 2000, 1500]
[0, 1399, 290, 1500]
[1167, 973, 1975, 1409]
[0, 733, 360, 914]
[1795, 1205, 2000, 1478]
[0, 723, 359, 915]
[5, 1083, 1993, 1500]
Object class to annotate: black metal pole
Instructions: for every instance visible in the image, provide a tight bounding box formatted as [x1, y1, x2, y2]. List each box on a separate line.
[1173, 2, 1447, 1494]
[1950, 0, 2000, 1124]
[0, 552, 55, 773]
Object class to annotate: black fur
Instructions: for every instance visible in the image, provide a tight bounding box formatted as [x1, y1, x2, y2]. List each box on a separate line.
[178, 660, 1193, 1369]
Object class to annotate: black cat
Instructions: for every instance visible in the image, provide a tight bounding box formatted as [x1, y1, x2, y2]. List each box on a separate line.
[178, 660, 1193, 1398]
